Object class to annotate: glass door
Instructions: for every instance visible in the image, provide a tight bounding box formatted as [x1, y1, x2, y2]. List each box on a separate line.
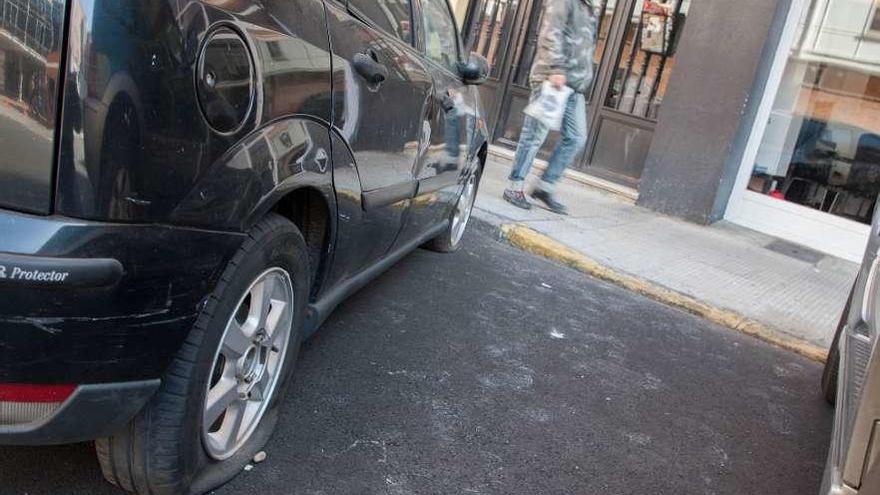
[462, 0, 524, 132]
[491, 0, 620, 155]
[602, 0, 688, 119]
[582, 0, 690, 187]
[467, 0, 690, 190]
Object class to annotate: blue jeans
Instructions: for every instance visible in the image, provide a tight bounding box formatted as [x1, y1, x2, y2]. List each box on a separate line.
[508, 90, 588, 185]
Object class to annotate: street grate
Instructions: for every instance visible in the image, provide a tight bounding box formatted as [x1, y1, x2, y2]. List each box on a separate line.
[764, 239, 825, 265]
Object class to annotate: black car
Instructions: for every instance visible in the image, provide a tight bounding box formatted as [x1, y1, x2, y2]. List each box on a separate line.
[0, 1, 488, 493]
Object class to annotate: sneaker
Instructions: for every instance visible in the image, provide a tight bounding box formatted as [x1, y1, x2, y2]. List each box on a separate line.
[503, 189, 532, 210]
[530, 188, 568, 215]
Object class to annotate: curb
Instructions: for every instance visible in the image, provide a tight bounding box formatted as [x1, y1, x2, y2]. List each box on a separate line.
[499, 223, 829, 363]
[487, 146, 638, 203]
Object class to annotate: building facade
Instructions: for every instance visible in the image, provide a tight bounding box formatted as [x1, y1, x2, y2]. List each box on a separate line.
[0, 0, 64, 127]
[456, 0, 880, 263]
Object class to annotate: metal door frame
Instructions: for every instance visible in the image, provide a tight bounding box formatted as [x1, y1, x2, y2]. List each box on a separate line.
[464, 0, 664, 188]
[579, 0, 654, 188]
[487, 0, 543, 148]
[462, 0, 534, 140]
[582, 0, 691, 187]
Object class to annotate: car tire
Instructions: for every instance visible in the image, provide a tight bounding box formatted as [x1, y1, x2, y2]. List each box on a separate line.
[822, 282, 855, 405]
[96, 213, 309, 495]
[423, 159, 482, 253]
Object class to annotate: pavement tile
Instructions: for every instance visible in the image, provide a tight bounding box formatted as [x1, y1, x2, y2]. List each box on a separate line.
[475, 154, 859, 348]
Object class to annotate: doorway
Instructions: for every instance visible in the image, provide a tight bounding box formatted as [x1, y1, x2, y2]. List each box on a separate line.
[463, 0, 690, 189]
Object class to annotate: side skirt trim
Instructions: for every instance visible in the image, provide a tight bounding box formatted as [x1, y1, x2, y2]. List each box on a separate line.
[303, 221, 447, 336]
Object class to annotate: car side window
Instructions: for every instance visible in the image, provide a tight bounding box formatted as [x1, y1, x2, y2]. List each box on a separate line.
[347, 0, 413, 44]
[420, 0, 461, 73]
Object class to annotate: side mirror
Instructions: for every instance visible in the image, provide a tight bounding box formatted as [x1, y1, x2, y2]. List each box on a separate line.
[459, 53, 490, 86]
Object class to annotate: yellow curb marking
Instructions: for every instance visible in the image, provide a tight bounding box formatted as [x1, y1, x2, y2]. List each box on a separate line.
[500, 224, 828, 363]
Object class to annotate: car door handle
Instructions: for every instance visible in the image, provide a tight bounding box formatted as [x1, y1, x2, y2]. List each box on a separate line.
[353, 51, 388, 85]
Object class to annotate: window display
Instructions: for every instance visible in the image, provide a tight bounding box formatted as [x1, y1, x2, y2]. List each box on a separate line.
[747, 0, 880, 225]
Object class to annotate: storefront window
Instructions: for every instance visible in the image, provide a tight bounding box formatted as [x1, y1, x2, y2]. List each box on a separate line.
[747, 0, 880, 225]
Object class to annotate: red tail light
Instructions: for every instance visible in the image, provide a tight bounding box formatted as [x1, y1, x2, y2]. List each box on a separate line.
[0, 384, 76, 403]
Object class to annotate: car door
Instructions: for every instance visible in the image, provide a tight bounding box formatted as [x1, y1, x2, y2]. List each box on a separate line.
[324, 0, 433, 277]
[397, 0, 477, 244]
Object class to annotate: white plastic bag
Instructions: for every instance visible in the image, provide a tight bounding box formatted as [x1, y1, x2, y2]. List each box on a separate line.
[523, 80, 574, 131]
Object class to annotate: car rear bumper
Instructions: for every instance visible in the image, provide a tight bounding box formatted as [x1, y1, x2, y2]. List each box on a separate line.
[0, 208, 244, 385]
[0, 380, 160, 445]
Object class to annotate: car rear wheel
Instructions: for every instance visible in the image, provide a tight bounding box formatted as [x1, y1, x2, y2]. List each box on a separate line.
[423, 159, 482, 253]
[96, 213, 309, 495]
[822, 282, 856, 404]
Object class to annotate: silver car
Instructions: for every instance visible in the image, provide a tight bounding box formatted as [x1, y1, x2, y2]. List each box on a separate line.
[821, 211, 880, 494]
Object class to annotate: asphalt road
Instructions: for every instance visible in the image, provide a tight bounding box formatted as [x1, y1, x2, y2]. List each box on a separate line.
[0, 221, 833, 495]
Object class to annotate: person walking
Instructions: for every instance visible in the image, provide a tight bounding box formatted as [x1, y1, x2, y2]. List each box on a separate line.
[503, 0, 597, 214]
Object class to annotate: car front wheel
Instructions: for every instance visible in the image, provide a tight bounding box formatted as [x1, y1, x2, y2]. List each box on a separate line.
[96, 213, 309, 495]
[423, 158, 482, 253]
[822, 281, 856, 404]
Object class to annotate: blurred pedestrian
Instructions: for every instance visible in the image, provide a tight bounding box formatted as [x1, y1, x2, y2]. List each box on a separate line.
[503, 0, 598, 214]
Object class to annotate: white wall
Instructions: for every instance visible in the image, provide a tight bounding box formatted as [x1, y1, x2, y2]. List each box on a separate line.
[804, 0, 880, 70]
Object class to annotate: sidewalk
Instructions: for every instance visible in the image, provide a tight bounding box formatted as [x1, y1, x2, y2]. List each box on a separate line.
[473, 153, 859, 354]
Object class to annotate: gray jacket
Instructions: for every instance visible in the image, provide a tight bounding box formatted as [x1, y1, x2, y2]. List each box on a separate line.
[529, 0, 598, 94]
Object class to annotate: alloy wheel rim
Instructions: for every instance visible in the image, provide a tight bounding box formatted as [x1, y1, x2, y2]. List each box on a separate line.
[202, 268, 294, 461]
[451, 171, 478, 246]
